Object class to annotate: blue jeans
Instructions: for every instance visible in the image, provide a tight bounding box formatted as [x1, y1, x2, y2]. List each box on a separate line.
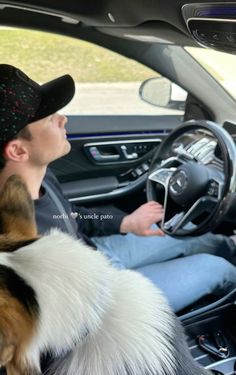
[92, 230, 236, 312]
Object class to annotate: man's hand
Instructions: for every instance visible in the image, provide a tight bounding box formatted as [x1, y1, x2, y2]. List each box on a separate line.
[120, 201, 165, 236]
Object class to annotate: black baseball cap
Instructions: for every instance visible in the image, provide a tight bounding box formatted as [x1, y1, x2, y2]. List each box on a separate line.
[0, 64, 75, 142]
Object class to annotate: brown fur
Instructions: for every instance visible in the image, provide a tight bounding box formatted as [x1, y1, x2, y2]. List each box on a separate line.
[0, 234, 38, 253]
[0, 175, 39, 374]
[0, 290, 38, 375]
[0, 175, 37, 239]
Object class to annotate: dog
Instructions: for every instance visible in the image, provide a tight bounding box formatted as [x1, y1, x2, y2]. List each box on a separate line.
[0, 175, 211, 375]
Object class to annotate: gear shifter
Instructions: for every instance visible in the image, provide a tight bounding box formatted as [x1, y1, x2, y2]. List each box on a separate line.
[198, 331, 229, 359]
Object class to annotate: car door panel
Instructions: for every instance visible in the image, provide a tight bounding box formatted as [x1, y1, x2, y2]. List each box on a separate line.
[65, 114, 182, 134]
[50, 114, 182, 203]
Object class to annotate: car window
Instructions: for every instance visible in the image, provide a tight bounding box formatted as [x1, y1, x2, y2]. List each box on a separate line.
[0, 27, 186, 115]
[186, 46, 236, 101]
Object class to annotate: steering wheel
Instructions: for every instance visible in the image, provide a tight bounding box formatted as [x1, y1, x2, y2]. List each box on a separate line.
[147, 120, 236, 236]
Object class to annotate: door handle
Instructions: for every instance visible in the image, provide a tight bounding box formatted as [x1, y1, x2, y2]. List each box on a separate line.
[121, 145, 138, 160]
[89, 146, 120, 162]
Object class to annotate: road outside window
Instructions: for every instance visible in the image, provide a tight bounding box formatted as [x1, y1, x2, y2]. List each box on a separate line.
[0, 27, 186, 115]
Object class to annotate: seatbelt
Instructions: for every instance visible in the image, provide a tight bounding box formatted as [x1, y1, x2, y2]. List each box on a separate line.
[42, 180, 77, 237]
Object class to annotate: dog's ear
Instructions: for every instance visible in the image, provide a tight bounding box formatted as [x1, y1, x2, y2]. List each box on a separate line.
[0, 175, 37, 238]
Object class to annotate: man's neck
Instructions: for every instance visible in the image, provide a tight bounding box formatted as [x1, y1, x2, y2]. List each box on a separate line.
[0, 164, 47, 200]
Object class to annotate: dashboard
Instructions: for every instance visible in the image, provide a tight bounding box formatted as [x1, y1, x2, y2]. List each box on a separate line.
[167, 130, 220, 167]
[166, 121, 236, 168]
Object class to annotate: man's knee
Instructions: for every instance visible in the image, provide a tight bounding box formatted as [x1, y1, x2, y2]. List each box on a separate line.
[195, 253, 236, 290]
[195, 253, 229, 268]
[190, 253, 236, 280]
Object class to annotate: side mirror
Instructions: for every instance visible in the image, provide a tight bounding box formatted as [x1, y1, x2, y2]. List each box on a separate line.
[139, 77, 187, 110]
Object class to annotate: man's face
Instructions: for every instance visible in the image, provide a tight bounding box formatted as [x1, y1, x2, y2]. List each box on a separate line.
[23, 113, 71, 166]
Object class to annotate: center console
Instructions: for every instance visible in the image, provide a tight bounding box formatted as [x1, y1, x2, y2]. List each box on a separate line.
[183, 303, 236, 374]
[0, 302, 235, 374]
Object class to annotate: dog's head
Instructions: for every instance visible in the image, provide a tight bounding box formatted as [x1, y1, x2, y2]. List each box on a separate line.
[0, 175, 38, 251]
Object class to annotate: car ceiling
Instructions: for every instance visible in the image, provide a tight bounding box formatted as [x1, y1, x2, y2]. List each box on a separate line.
[0, 1, 236, 57]
[0, 0, 220, 45]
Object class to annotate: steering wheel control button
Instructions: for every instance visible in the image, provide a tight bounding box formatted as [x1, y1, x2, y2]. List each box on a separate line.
[207, 181, 219, 198]
[149, 168, 175, 187]
[158, 171, 172, 182]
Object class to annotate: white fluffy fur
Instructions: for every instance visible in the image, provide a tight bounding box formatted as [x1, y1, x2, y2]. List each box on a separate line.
[0, 229, 178, 375]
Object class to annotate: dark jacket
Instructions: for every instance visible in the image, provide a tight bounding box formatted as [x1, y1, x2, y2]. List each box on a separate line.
[34, 169, 126, 248]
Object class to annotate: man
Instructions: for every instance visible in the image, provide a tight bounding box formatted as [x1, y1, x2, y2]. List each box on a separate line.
[0, 63, 236, 312]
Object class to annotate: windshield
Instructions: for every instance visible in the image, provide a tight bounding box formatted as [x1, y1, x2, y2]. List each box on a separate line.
[185, 46, 236, 101]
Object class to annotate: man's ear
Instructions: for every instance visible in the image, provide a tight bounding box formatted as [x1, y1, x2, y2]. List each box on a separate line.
[4, 140, 29, 163]
[0, 175, 37, 238]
